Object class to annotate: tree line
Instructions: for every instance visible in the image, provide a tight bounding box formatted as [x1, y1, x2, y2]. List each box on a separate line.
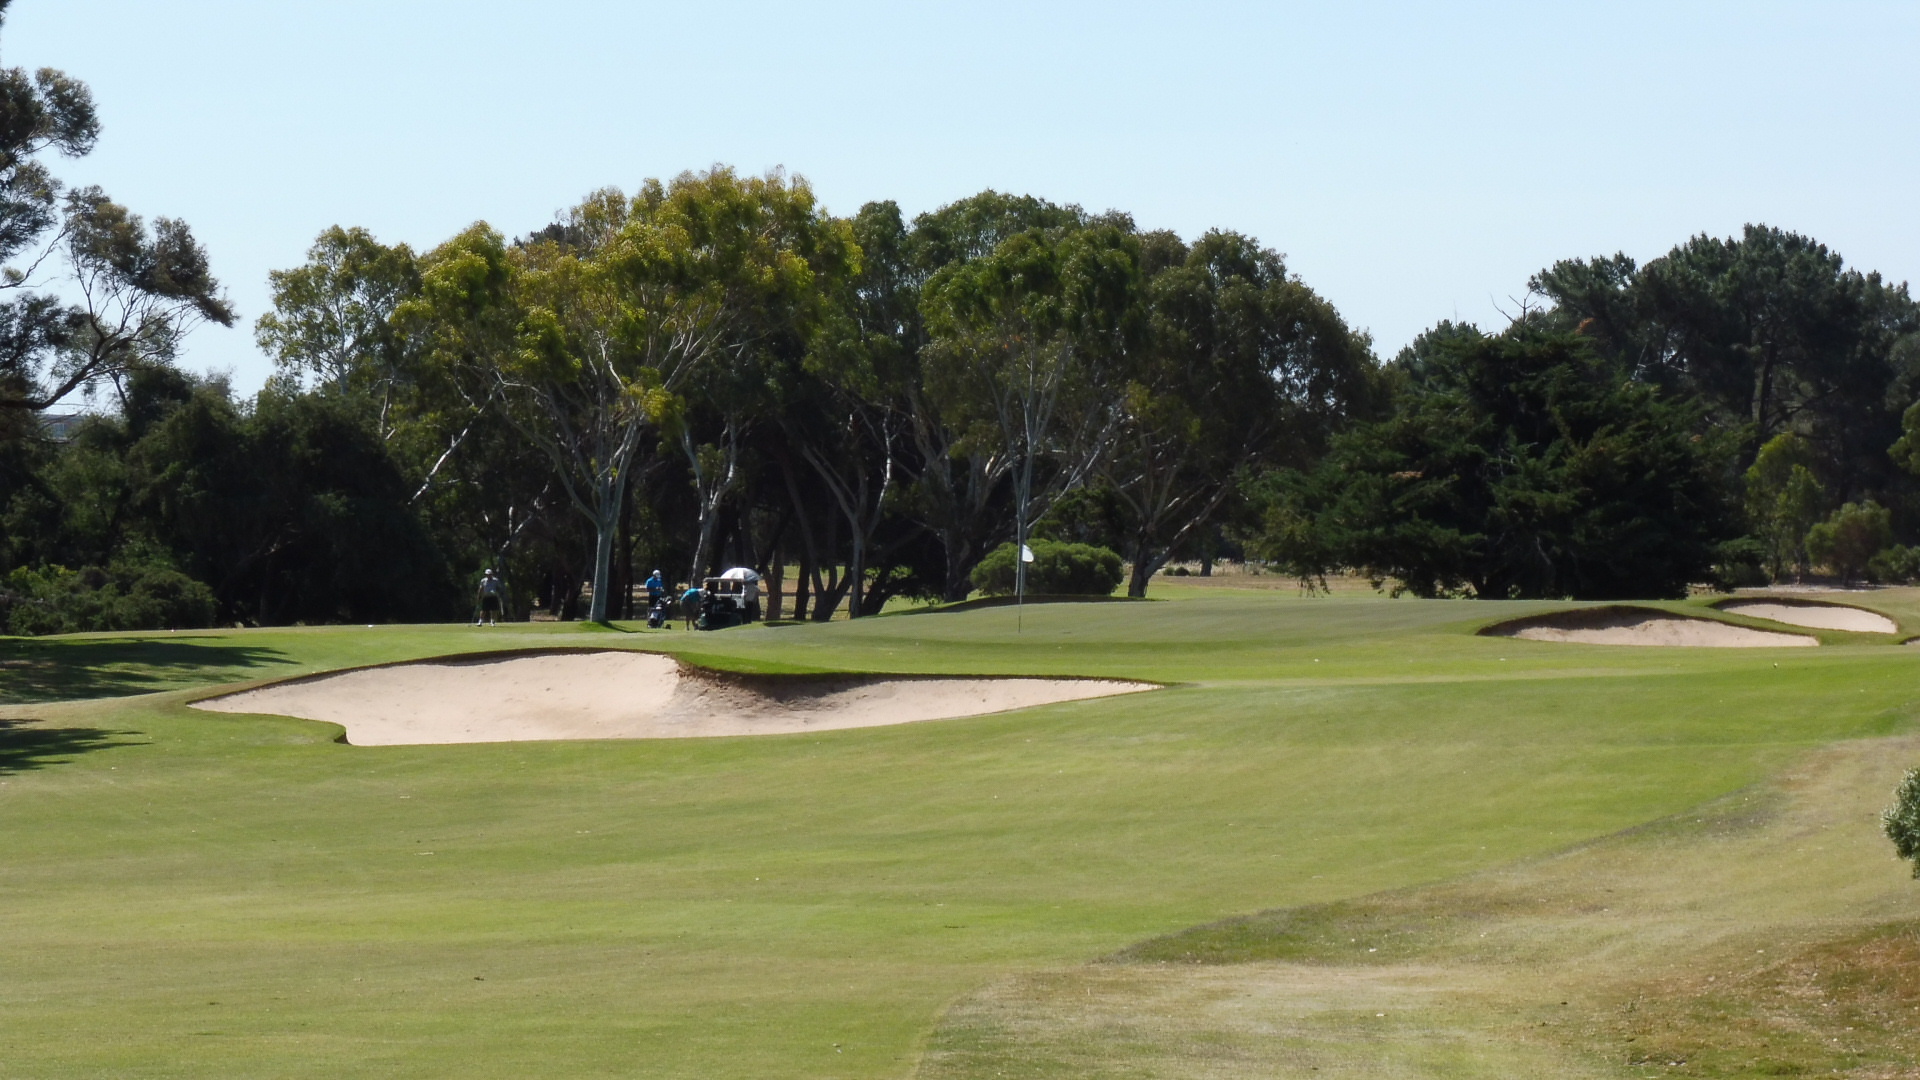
[4, 11, 1920, 631]
[235, 174, 1381, 623]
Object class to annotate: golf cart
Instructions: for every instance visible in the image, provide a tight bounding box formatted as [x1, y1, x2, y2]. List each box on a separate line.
[694, 568, 761, 630]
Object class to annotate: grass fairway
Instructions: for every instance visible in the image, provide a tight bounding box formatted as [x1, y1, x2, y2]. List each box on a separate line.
[4, 591, 1920, 1077]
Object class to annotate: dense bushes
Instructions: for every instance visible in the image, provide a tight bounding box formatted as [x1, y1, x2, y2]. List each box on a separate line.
[1804, 502, 1893, 584]
[1250, 329, 1736, 599]
[970, 540, 1124, 596]
[0, 553, 217, 635]
[0, 370, 460, 632]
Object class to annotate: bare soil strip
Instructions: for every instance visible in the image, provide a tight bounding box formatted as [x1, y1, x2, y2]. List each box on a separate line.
[1720, 599, 1899, 634]
[1484, 607, 1816, 647]
[190, 651, 1156, 745]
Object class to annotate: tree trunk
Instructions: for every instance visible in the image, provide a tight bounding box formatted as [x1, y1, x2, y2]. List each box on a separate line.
[1753, 345, 1778, 448]
[584, 467, 631, 623]
[617, 495, 636, 620]
[766, 548, 783, 621]
[847, 536, 864, 620]
[794, 552, 811, 621]
[1127, 558, 1153, 599]
[587, 517, 616, 622]
[1125, 526, 1174, 599]
[939, 530, 979, 602]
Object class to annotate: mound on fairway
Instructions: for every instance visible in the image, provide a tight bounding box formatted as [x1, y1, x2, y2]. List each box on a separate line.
[189, 650, 1154, 745]
[1483, 606, 1816, 647]
[1719, 597, 1899, 634]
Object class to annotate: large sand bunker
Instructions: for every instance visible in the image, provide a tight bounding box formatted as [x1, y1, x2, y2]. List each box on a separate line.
[191, 651, 1156, 746]
[1483, 606, 1816, 647]
[1718, 599, 1898, 634]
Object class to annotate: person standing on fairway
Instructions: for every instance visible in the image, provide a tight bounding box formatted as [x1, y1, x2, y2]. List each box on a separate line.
[475, 568, 504, 626]
[645, 569, 666, 607]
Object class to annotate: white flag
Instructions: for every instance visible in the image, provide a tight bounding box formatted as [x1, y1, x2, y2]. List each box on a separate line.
[1020, 544, 1035, 563]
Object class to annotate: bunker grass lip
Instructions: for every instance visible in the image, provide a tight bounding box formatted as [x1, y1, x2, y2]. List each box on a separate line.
[1479, 605, 1817, 647]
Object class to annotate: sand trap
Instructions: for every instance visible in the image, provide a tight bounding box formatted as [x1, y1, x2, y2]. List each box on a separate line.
[1719, 599, 1897, 634]
[190, 651, 1156, 745]
[1484, 607, 1816, 647]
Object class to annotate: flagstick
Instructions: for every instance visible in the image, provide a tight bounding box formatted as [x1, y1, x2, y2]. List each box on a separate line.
[1016, 541, 1031, 635]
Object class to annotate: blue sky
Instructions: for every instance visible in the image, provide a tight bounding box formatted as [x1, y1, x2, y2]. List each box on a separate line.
[10, 1, 1918, 393]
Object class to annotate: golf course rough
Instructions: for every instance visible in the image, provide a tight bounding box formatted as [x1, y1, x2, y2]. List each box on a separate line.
[4, 588, 1920, 1079]
[189, 649, 1155, 744]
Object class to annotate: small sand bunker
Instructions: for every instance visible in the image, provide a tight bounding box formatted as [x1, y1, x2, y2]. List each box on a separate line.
[1719, 599, 1897, 634]
[191, 651, 1155, 746]
[1484, 607, 1816, 648]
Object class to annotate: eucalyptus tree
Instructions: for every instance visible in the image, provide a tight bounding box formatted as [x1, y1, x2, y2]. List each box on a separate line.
[908, 190, 1085, 273]
[413, 171, 851, 623]
[650, 170, 857, 586]
[1104, 230, 1379, 596]
[784, 199, 922, 617]
[256, 226, 420, 421]
[503, 197, 666, 622]
[920, 220, 1142, 599]
[0, 5, 232, 417]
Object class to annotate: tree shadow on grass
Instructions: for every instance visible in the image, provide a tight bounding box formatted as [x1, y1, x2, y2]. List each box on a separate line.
[0, 637, 297, 704]
[0, 718, 140, 775]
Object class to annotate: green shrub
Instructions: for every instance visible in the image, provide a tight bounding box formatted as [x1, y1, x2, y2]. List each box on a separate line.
[1884, 767, 1920, 879]
[970, 540, 1124, 597]
[1868, 544, 1920, 585]
[0, 555, 219, 636]
[1710, 537, 1769, 590]
[1805, 501, 1892, 582]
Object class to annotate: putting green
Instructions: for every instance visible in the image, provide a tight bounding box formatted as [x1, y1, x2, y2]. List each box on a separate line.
[3, 589, 1917, 1078]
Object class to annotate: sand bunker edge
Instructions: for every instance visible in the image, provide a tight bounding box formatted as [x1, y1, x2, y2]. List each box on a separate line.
[1480, 605, 1818, 648]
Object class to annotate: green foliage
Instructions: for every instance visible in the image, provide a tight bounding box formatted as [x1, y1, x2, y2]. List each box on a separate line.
[970, 539, 1123, 596]
[1744, 432, 1826, 581]
[0, 551, 216, 636]
[1804, 501, 1892, 582]
[0, 25, 157, 416]
[1710, 536, 1770, 589]
[255, 225, 419, 396]
[1251, 328, 1736, 599]
[1867, 544, 1920, 584]
[1883, 768, 1920, 878]
[1535, 226, 1920, 504]
[1098, 229, 1380, 597]
[1890, 397, 1920, 478]
[30, 187, 1920, 634]
[0, 371, 459, 627]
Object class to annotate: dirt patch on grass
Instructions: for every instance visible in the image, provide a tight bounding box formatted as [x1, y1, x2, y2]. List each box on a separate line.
[1719, 599, 1898, 634]
[1484, 606, 1816, 647]
[917, 734, 1920, 1079]
[1597, 923, 1920, 1078]
[189, 650, 1155, 746]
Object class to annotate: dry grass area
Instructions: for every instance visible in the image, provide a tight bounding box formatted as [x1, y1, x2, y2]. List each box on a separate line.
[917, 734, 1920, 1079]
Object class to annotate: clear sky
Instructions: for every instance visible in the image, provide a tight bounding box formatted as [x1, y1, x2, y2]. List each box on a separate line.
[9, 1, 1918, 393]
